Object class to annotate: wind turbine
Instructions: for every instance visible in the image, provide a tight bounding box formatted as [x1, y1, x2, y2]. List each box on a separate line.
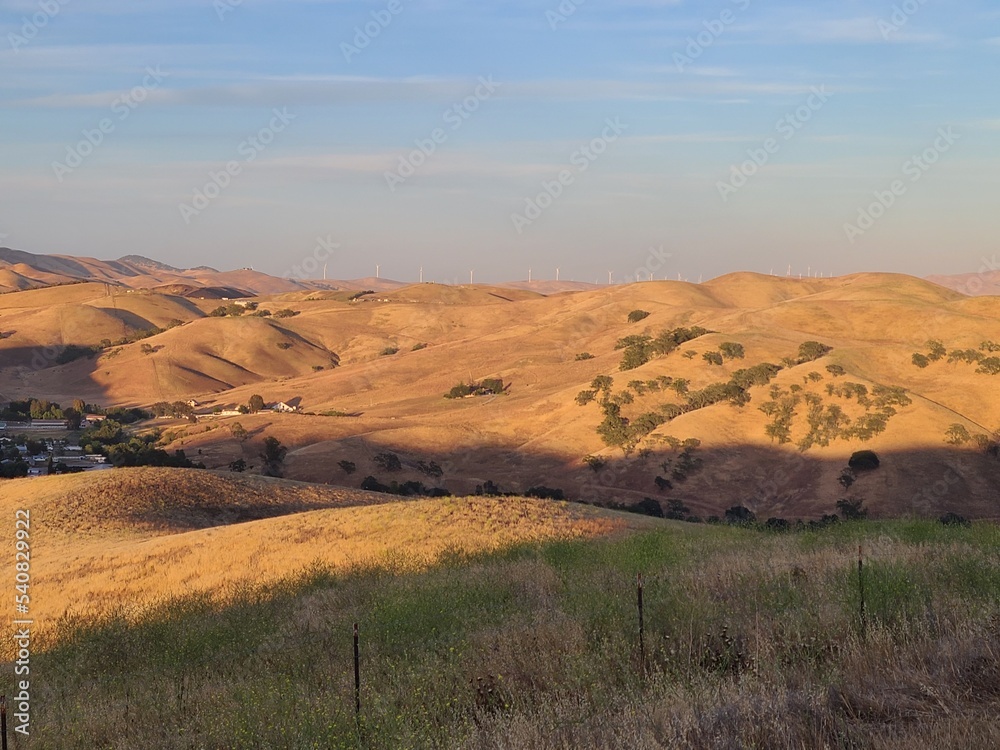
[323, 263, 327, 281]
[376, 264, 380, 279]
[608, 271, 613, 285]
[419, 266, 423, 283]
[528, 268, 532, 283]
[470, 270, 474, 284]
[555, 267, 560, 281]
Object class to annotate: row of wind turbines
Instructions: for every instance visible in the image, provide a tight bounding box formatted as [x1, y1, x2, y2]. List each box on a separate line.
[360, 265, 832, 284]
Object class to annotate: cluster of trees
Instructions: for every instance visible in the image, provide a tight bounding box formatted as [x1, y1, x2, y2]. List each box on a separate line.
[471, 480, 565, 500]
[2, 398, 84, 427]
[76, 419, 200, 468]
[616, 326, 712, 371]
[444, 378, 506, 399]
[1, 398, 147, 429]
[150, 401, 197, 420]
[209, 302, 260, 317]
[759, 378, 910, 449]
[653, 437, 703, 489]
[913, 339, 1000, 375]
[360, 476, 450, 497]
[578, 361, 786, 456]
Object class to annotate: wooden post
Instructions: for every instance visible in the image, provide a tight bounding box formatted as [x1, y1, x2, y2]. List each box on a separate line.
[637, 573, 645, 674]
[858, 545, 866, 636]
[353, 623, 361, 719]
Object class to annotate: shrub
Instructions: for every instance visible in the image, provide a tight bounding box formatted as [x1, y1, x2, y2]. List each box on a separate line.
[411, 343, 428, 351]
[939, 511, 970, 527]
[373, 452, 402, 471]
[276, 342, 292, 350]
[582, 455, 605, 472]
[848, 450, 880, 472]
[228, 459, 246, 473]
[416, 460, 443, 478]
[631, 498, 663, 517]
[575, 352, 595, 361]
[445, 383, 474, 399]
[338, 460, 356, 474]
[826, 364, 846, 377]
[798, 341, 832, 362]
[836, 497, 868, 520]
[259, 436, 287, 477]
[379, 347, 399, 356]
[702, 352, 724, 366]
[525, 486, 565, 500]
[912, 353, 930, 368]
[273, 309, 300, 318]
[627, 309, 651, 323]
[764, 517, 790, 532]
[718, 342, 745, 360]
[575, 390, 597, 406]
[591, 375, 614, 392]
[663, 498, 688, 520]
[479, 378, 504, 395]
[724, 505, 756, 526]
[945, 424, 972, 445]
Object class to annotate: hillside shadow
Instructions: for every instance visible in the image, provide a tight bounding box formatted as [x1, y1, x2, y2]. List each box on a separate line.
[91, 307, 156, 332]
[268, 437, 1000, 522]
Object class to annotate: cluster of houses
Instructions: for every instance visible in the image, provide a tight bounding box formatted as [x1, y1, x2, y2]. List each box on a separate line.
[0, 437, 109, 477]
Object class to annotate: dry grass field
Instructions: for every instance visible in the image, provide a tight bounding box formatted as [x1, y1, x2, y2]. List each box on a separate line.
[0, 468, 656, 637]
[3, 271, 999, 519]
[8, 516, 1000, 748]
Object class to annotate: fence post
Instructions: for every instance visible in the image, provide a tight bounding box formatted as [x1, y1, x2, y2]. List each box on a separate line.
[637, 573, 645, 674]
[353, 623, 361, 720]
[858, 545, 866, 637]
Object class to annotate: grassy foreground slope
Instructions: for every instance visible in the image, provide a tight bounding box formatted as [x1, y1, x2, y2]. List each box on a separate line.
[10, 518, 1000, 748]
[0, 468, 656, 628]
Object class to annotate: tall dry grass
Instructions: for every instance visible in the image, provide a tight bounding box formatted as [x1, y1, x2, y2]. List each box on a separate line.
[7, 519, 1000, 748]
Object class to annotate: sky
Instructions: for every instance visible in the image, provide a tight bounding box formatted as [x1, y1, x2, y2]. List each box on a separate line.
[1, 0, 998, 284]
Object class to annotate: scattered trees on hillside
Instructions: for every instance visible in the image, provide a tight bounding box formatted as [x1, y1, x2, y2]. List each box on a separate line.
[616, 326, 712, 371]
[627, 309, 650, 323]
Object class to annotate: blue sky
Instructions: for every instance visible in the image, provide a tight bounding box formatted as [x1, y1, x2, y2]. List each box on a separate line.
[1, 0, 998, 283]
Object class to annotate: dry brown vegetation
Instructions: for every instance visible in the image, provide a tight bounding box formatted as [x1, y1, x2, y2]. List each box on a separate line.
[4, 271, 998, 519]
[11, 517, 1000, 748]
[0, 468, 655, 633]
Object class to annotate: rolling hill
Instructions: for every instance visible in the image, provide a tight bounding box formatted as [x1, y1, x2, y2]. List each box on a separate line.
[0, 467, 655, 626]
[1, 257, 998, 521]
